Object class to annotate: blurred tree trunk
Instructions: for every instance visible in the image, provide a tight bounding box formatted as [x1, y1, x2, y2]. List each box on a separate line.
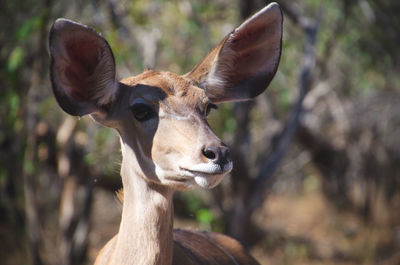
[226, 0, 259, 244]
[229, 100, 257, 244]
[22, 2, 53, 264]
[224, 0, 319, 245]
[56, 117, 100, 265]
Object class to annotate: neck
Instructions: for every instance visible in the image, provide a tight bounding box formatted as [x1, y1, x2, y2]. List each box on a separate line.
[111, 143, 174, 265]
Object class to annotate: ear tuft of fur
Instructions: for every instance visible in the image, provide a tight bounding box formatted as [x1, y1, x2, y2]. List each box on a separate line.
[115, 189, 124, 204]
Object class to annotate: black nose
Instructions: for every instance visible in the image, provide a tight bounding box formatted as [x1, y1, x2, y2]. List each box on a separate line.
[202, 145, 230, 166]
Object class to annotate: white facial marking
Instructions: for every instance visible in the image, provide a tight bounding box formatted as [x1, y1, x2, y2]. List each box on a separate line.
[178, 161, 233, 189]
[194, 176, 211, 188]
[186, 161, 232, 174]
[194, 173, 225, 189]
[155, 164, 165, 179]
[158, 108, 190, 121]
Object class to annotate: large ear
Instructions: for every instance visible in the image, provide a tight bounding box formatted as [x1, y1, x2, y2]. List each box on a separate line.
[185, 3, 283, 103]
[49, 19, 118, 116]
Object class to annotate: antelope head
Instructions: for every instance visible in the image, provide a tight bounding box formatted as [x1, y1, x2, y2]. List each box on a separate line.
[49, 3, 282, 192]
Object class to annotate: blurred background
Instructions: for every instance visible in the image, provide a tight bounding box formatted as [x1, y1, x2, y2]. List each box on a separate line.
[1, 0, 400, 264]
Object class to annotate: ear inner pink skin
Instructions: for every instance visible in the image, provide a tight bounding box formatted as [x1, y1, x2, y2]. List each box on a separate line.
[50, 18, 118, 116]
[64, 40, 100, 101]
[185, 3, 282, 103]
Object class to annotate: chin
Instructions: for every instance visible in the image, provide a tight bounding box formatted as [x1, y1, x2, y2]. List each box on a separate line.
[159, 174, 225, 191]
[194, 173, 225, 189]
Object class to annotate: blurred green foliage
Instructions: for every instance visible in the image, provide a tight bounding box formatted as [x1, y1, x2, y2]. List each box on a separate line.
[179, 191, 223, 231]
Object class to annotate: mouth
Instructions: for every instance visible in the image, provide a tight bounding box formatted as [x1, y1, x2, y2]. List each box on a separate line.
[179, 161, 233, 177]
[163, 162, 233, 189]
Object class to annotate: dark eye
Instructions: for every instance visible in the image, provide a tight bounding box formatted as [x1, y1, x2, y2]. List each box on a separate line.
[130, 103, 155, 122]
[205, 103, 218, 117]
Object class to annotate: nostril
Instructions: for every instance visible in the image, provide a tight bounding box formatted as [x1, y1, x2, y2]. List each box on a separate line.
[202, 147, 217, 160]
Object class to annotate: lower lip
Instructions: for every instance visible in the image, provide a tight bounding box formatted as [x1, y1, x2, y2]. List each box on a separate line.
[182, 168, 225, 176]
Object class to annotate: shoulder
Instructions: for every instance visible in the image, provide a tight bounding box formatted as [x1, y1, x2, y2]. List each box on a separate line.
[173, 229, 260, 265]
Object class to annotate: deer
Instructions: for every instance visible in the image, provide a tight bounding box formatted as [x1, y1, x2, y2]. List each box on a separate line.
[49, 2, 282, 264]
